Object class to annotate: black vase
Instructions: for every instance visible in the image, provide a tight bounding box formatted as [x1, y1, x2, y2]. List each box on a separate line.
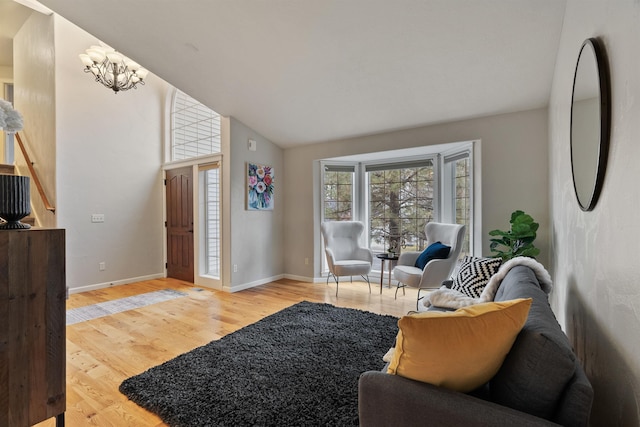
[0, 175, 31, 229]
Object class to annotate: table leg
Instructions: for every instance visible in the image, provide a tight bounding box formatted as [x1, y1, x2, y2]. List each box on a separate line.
[387, 261, 392, 288]
[380, 259, 384, 294]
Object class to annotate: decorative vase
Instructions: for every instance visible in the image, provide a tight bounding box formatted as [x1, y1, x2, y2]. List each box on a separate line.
[0, 175, 31, 229]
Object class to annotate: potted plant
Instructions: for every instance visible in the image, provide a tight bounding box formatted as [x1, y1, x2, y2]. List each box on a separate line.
[489, 210, 540, 261]
[387, 239, 398, 257]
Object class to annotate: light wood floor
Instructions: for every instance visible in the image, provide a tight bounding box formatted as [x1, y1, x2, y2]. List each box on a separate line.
[34, 277, 419, 426]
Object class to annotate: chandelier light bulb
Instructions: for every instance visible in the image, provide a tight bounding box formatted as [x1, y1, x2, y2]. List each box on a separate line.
[106, 52, 124, 64]
[124, 58, 141, 71]
[86, 47, 106, 62]
[78, 53, 93, 67]
[135, 68, 149, 80]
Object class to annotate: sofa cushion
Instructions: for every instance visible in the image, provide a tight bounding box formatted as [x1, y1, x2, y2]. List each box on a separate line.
[490, 265, 577, 420]
[386, 298, 531, 393]
[451, 256, 502, 298]
[414, 241, 450, 270]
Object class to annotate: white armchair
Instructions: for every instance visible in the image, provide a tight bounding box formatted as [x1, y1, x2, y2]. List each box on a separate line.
[392, 222, 466, 308]
[320, 221, 373, 296]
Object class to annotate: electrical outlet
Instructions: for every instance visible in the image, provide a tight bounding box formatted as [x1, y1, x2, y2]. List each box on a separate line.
[233, 264, 238, 272]
[91, 214, 105, 223]
[99, 262, 106, 271]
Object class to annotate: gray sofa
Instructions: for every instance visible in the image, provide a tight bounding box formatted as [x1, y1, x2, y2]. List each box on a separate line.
[359, 265, 593, 426]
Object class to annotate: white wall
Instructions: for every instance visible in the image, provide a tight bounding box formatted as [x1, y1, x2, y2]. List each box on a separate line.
[1, 65, 13, 164]
[13, 13, 283, 294]
[53, 16, 170, 291]
[0, 66, 11, 80]
[549, 1, 640, 424]
[228, 117, 284, 291]
[283, 108, 549, 280]
[13, 12, 57, 229]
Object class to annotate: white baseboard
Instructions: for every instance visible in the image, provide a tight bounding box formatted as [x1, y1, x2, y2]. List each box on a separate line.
[67, 272, 386, 295]
[224, 274, 286, 293]
[283, 273, 384, 284]
[68, 273, 166, 295]
[282, 274, 318, 283]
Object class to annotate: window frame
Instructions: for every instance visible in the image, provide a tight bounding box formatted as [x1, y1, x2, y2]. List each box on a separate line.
[441, 149, 473, 258]
[169, 89, 221, 162]
[363, 155, 439, 255]
[318, 144, 475, 277]
[320, 161, 361, 223]
[198, 162, 221, 281]
[320, 161, 361, 273]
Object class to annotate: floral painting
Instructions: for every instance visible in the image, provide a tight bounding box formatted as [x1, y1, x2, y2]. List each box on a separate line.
[247, 163, 274, 210]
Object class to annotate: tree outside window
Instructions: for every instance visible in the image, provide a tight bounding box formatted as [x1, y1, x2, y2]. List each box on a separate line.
[454, 157, 471, 256]
[323, 166, 354, 221]
[368, 161, 435, 254]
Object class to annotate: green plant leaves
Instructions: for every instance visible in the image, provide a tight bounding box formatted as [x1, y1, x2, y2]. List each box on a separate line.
[489, 210, 540, 261]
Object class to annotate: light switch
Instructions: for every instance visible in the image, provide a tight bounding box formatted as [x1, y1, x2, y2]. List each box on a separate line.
[248, 139, 257, 151]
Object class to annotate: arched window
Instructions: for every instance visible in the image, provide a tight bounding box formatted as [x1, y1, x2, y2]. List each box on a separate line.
[171, 90, 221, 161]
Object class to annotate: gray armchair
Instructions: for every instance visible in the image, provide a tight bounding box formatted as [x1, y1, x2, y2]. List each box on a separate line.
[392, 222, 466, 308]
[320, 221, 373, 296]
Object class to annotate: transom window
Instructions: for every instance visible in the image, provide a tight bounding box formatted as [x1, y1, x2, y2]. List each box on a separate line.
[171, 90, 221, 161]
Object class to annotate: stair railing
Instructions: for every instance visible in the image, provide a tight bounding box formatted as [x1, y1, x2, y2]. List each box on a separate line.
[14, 132, 55, 214]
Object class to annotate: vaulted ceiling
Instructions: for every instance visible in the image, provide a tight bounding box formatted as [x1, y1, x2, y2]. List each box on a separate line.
[16, 0, 566, 147]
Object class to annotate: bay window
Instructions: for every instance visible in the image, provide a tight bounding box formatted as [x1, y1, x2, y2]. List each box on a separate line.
[320, 143, 474, 276]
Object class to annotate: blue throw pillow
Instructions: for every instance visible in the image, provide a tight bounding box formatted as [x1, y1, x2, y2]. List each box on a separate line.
[414, 241, 451, 270]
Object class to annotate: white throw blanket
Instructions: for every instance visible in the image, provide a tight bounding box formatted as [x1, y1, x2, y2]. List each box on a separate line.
[424, 256, 552, 310]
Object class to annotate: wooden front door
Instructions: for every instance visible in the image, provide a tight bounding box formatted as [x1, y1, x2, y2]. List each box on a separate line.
[166, 167, 194, 282]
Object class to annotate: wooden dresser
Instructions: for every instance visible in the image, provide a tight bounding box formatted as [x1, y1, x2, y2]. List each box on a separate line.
[0, 229, 66, 426]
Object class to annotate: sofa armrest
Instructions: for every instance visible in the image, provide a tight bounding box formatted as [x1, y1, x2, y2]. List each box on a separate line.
[358, 371, 560, 427]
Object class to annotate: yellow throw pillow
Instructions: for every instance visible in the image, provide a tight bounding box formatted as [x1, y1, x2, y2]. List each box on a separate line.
[387, 298, 532, 392]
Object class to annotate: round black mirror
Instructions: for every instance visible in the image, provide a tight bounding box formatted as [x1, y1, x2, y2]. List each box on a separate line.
[570, 38, 610, 211]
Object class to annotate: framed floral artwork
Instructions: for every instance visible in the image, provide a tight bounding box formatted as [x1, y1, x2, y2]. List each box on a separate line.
[247, 163, 274, 210]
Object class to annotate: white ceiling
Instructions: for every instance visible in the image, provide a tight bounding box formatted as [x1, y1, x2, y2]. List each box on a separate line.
[17, 0, 565, 147]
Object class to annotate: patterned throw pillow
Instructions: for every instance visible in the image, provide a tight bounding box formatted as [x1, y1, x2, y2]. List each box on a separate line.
[451, 256, 502, 298]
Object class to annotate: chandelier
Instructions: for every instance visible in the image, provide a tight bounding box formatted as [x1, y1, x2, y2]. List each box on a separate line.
[79, 45, 149, 93]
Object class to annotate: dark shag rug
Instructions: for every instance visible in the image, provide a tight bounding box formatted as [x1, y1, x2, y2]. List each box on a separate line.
[119, 301, 399, 427]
